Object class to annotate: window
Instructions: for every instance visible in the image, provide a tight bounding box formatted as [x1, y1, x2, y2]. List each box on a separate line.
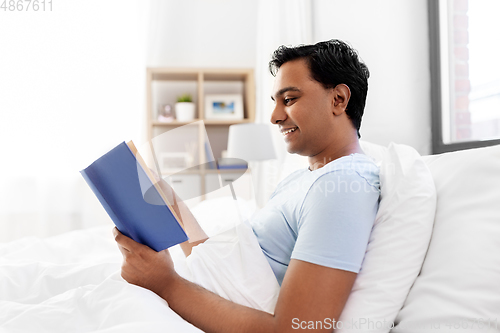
[429, 0, 500, 153]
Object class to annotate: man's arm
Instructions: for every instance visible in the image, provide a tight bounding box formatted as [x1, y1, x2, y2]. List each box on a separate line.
[114, 229, 356, 333]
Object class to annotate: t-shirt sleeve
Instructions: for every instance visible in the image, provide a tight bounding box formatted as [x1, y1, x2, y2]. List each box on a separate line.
[291, 170, 379, 273]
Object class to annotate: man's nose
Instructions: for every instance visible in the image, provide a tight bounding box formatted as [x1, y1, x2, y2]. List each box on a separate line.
[270, 103, 286, 124]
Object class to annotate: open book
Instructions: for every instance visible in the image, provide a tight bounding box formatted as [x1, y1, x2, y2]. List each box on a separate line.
[80, 141, 188, 252]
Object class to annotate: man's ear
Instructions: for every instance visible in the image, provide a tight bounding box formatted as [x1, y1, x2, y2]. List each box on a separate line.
[331, 84, 351, 116]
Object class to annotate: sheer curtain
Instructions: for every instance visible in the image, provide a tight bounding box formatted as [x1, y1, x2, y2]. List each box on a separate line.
[0, 0, 148, 242]
[254, 0, 313, 207]
[0, 0, 315, 240]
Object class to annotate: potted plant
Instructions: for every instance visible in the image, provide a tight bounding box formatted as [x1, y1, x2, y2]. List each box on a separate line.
[175, 93, 196, 122]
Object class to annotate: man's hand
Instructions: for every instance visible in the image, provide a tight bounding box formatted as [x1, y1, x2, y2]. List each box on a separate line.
[113, 227, 178, 297]
[113, 225, 356, 332]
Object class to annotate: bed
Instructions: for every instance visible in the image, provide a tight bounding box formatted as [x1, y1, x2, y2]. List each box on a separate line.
[2, 141, 499, 332]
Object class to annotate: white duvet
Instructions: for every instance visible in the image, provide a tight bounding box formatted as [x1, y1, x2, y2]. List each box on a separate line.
[0, 198, 280, 333]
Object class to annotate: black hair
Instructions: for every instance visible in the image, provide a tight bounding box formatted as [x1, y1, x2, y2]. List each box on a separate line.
[269, 39, 370, 138]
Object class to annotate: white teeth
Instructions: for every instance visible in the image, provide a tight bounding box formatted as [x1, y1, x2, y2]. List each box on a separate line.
[282, 127, 297, 135]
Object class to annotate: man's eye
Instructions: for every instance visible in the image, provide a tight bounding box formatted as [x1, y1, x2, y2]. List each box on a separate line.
[284, 98, 295, 105]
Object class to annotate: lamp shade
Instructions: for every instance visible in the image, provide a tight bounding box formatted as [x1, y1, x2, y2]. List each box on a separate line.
[227, 123, 277, 161]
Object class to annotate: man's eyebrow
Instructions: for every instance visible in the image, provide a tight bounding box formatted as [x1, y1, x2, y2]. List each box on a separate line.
[271, 86, 301, 101]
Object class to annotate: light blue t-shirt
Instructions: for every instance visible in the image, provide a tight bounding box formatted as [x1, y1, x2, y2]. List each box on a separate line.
[250, 154, 380, 285]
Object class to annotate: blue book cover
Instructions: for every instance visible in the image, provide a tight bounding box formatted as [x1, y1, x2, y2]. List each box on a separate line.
[217, 165, 248, 169]
[80, 141, 188, 252]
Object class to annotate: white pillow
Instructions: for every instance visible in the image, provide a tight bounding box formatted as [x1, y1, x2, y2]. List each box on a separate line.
[394, 144, 500, 330]
[337, 142, 436, 332]
[174, 197, 280, 314]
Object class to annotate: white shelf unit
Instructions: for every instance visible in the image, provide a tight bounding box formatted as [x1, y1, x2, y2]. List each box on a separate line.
[145, 68, 255, 206]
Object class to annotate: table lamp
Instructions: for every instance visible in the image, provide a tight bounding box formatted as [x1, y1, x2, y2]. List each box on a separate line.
[227, 123, 277, 161]
[226, 123, 277, 203]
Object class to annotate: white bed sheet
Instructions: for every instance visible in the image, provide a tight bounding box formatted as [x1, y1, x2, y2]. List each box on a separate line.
[0, 226, 204, 333]
[0, 197, 280, 333]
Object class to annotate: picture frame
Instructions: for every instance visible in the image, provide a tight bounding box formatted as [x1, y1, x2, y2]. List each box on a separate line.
[159, 152, 191, 173]
[204, 94, 244, 120]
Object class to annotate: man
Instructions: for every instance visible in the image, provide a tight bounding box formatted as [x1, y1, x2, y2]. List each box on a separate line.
[114, 39, 380, 332]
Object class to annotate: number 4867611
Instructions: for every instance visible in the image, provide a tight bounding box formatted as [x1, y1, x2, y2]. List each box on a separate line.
[1, 0, 52, 11]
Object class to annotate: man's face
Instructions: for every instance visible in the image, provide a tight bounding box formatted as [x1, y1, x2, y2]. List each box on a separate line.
[270, 59, 337, 157]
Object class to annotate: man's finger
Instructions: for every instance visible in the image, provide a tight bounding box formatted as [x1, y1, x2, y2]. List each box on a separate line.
[117, 243, 130, 256]
[112, 227, 120, 240]
[113, 227, 136, 252]
[113, 227, 151, 254]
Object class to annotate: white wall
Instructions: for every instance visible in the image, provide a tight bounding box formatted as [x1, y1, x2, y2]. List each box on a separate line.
[313, 0, 431, 154]
[0, 1, 145, 176]
[146, 0, 258, 68]
[146, 0, 431, 154]
[0, 0, 146, 241]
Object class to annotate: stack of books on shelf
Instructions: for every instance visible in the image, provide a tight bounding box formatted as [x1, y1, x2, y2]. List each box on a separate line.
[216, 158, 248, 170]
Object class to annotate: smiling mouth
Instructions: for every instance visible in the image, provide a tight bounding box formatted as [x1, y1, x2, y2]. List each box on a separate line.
[282, 127, 298, 136]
